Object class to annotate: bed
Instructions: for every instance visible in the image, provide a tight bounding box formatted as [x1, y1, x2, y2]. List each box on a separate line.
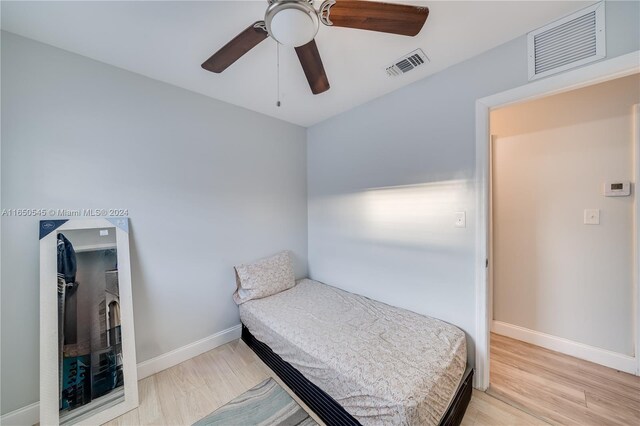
[238, 278, 472, 426]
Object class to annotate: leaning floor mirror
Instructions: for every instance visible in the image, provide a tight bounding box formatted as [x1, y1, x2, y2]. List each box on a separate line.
[40, 218, 138, 425]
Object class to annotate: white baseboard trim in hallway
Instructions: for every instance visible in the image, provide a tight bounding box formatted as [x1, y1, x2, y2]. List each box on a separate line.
[492, 320, 637, 375]
[0, 324, 242, 426]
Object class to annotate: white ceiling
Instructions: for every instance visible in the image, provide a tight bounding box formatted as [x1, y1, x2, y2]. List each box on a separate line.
[1, 1, 593, 127]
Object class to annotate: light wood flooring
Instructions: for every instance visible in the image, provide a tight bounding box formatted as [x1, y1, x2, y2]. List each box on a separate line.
[489, 332, 640, 426]
[106, 338, 542, 426]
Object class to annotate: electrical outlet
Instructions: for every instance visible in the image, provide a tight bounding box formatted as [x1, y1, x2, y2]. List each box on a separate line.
[455, 212, 466, 228]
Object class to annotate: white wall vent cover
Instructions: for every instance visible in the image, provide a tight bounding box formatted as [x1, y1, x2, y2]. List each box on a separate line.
[386, 49, 429, 77]
[527, 2, 605, 81]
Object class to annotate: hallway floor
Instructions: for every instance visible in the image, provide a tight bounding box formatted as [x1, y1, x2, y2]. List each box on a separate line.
[489, 333, 640, 425]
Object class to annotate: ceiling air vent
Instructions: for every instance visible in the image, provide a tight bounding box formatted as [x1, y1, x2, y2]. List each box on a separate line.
[528, 2, 605, 81]
[386, 49, 429, 77]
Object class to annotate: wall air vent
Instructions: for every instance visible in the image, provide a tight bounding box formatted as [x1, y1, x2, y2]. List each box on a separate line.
[386, 49, 429, 77]
[527, 2, 605, 81]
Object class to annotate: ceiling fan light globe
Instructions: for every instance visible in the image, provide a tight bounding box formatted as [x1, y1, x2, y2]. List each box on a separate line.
[271, 9, 318, 46]
[265, 1, 319, 47]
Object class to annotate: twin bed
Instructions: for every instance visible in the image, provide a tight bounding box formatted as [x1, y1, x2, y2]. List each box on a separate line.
[235, 266, 473, 426]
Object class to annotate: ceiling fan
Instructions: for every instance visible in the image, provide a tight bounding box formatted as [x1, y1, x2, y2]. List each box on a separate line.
[201, 0, 429, 95]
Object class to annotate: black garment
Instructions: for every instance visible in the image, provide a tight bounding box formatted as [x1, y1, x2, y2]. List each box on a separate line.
[57, 233, 79, 344]
[57, 233, 77, 284]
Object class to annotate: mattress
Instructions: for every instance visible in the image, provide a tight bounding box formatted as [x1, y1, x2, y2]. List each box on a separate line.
[239, 279, 467, 426]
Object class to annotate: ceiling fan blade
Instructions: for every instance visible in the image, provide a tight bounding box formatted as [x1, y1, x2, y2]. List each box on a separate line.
[295, 39, 330, 95]
[201, 21, 269, 73]
[324, 0, 429, 36]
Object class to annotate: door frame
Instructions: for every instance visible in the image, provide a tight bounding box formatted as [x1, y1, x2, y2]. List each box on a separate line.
[474, 50, 640, 390]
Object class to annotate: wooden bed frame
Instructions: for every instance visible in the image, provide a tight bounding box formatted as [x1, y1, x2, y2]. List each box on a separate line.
[242, 325, 474, 426]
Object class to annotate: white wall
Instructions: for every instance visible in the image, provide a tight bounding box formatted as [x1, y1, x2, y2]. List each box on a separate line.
[307, 0, 640, 367]
[0, 32, 308, 415]
[491, 74, 639, 355]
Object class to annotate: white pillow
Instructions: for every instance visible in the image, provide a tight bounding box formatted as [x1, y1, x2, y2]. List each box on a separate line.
[233, 251, 295, 305]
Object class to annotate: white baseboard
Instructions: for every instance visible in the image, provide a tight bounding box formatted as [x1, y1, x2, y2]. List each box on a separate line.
[0, 324, 242, 426]
[492, 320, 638, 375]
[0, 402, 39, 426]
[136, 324, 242, 379]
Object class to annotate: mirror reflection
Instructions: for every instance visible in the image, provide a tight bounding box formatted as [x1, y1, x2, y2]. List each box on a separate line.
[57, 228, 124, 423]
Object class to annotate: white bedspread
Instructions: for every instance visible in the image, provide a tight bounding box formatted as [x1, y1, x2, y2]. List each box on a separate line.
[239, 279, 467, 425]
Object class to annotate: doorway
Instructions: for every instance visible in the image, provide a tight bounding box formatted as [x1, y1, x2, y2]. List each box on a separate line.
[474, 51, 640, 392]
[486, 73, 640, 424]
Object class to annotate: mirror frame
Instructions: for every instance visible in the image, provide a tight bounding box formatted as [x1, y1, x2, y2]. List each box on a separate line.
[39, 218, 138, 425]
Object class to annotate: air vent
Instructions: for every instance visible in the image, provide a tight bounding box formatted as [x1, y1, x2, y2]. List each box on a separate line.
[527, 2, 605, 81]
[386, 49, 429, 77]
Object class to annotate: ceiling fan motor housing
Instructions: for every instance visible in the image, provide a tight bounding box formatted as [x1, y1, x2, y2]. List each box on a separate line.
[265, 0, 319, 47]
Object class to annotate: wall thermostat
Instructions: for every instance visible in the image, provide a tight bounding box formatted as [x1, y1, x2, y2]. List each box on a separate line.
[604, 181, 631, 197]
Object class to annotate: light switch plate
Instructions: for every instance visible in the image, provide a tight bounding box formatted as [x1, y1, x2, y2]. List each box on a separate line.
[584, 209, 600, 225]
[455, 211, 466, 228]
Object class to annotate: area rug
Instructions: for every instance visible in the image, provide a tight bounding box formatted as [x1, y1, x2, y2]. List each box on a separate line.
[193, 378, 318, 426]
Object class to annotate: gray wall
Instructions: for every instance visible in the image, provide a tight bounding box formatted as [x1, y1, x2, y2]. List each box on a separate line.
[1, 32, 308, 415]
[307, 0, 640, 367]
[492, 75, 639, 355]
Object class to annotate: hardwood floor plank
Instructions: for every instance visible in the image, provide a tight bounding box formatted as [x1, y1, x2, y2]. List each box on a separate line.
[102, 405, 140, 426]
[470, 389, 548, 426]
[573, 351, 640, 389]
[491, 343, 640, 410]
[491, 358, 587, 406]
[584, 390, 640, 425]
[490, 332, 640, 426]
[136, 376, 163, 425]
[490, 371, 590, 425]
[154, 369, 184, 425]
[173, 384, 219, 425]
[487, 383, 579, 426]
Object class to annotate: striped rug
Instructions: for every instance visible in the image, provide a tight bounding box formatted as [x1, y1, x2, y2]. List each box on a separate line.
[193, 378, 318, 426]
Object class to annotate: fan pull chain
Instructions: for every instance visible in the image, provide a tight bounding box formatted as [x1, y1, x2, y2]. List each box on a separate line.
[276, 42, 281, 107]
